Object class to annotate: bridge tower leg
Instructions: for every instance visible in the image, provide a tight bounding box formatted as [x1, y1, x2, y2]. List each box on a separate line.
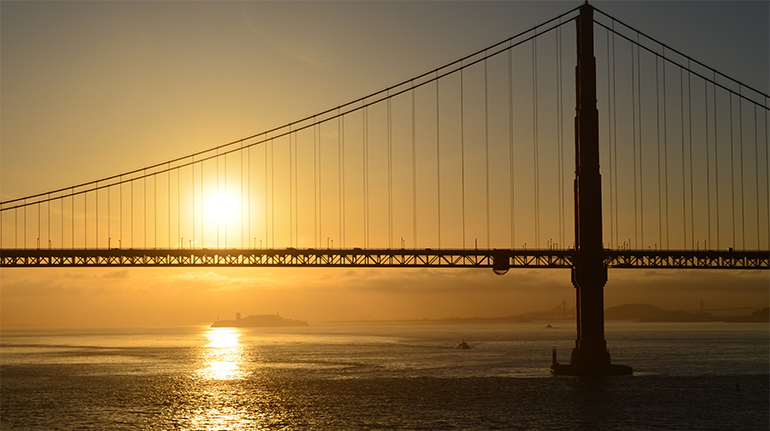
[551, 2, 632, 376]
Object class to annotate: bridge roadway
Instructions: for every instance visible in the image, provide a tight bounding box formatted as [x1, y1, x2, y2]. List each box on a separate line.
[1, 248, 767, 269]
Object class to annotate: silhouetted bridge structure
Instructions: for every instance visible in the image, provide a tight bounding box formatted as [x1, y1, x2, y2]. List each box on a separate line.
[2, 248, 766, 269]
[2, 3, 768, 374]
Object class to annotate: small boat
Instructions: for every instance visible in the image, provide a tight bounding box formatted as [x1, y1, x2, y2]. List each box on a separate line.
[455, 340, 471, 349]
[546, 323, 553, 328]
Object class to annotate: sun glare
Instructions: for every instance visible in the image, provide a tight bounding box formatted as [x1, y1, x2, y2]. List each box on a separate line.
[198, 328, 247, 380]
[206, 194, 238, 223]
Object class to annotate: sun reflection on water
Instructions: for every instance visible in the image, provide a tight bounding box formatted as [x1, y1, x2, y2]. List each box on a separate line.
[183, 328, 269, 429]
[197, 328, 249, 380]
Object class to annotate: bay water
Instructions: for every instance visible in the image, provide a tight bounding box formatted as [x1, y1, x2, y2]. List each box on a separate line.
[1, 321, 767, 430]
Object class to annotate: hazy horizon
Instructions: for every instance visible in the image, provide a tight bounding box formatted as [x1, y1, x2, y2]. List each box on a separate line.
[1, 265, 766, 327]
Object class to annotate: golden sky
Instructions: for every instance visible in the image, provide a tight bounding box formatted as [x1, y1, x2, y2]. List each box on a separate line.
[1, 1, 768, 326]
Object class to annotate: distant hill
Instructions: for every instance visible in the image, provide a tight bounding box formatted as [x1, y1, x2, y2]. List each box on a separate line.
[330, 304, 768, 325]
[605, 303, 719, 322]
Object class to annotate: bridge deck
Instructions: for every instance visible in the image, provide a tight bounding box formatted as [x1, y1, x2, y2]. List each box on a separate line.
[0, 249, 766, 269]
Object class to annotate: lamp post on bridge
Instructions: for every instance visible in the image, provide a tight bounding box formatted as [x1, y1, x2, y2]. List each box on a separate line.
[550, 2, 632, 376]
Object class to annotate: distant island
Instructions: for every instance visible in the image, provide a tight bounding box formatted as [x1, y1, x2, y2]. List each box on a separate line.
[211, 313, 309, 328]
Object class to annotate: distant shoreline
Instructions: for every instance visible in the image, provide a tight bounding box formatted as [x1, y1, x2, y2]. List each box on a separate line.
[325, 303, 769, 325]
[323, 317, 558, 325]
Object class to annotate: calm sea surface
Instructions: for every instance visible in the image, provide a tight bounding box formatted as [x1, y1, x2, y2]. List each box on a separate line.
[1, 321, 768, 430]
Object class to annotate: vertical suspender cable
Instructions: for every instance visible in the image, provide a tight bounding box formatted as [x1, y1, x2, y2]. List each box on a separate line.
[249, 142, 252, 248]
[216, 150, 222, 248]
[317, 126, 321, 248]
[168, 164, 171, 248]
[177, 169, 180, 248]
[558, 25, 565, 248]
[131, 180, 134, 248]
[200, 161, 204, 247]
[739, 90, 745, 249]
[265, 139, 268, 248]
[436, 77, 441, 248]
[217, 150, 220, 248]
[412, 87, 417, 249]
[286, 133, 294, 247]
[388, 95, 393, 249]
[144, 171, 147, 248]
[730, 94, 736, 247]
[754, 105, 760, 249]
[342, 119, 346, 248]
[363, 107, 367, 247]
[154, 174, 157, 248]
[272, 139, 275, 248]
[656, 56, 662, 248]
[294, 132, 298, 246]
[485, 56, 491, 248]
[241, 142, 244, 248]
[688, 69, 695, 249]
[637, 37, 644, 249]
[705, 80, 711, 248]
[612, 26, 620, 248]
[120, 179, 123, 248]
[108, 184, 111, 249]
[460, 67, 466, 249]
[95, 183, 98, 248]
[606, 27, 614, 248]
[532, 36, 540, 248]
[338, 113, 342, 249]
[663, 54, 671, 249]
[714, 75, 720, 249]
[631, 43, 638, 248]
[19, 202, 26, 250]
[188, 164, 194, 251]
[364, 107, 369, 248]
[508, 46, 515, 249]
[680, 69, 687, 249]
[226, 152, 229, 248]
[763, 96, 770, 250]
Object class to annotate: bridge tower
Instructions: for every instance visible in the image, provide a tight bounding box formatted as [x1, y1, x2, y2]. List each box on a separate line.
[551, 2, 632, 376]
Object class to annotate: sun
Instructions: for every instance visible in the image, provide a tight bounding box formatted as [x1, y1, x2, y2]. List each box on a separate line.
[206, 193, 239, 223]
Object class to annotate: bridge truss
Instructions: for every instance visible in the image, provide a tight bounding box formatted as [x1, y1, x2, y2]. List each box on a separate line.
[1, 247, 766, 270]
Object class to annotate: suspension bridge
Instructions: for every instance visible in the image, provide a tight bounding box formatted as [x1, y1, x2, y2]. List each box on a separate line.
[1, 3, 768, 374]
